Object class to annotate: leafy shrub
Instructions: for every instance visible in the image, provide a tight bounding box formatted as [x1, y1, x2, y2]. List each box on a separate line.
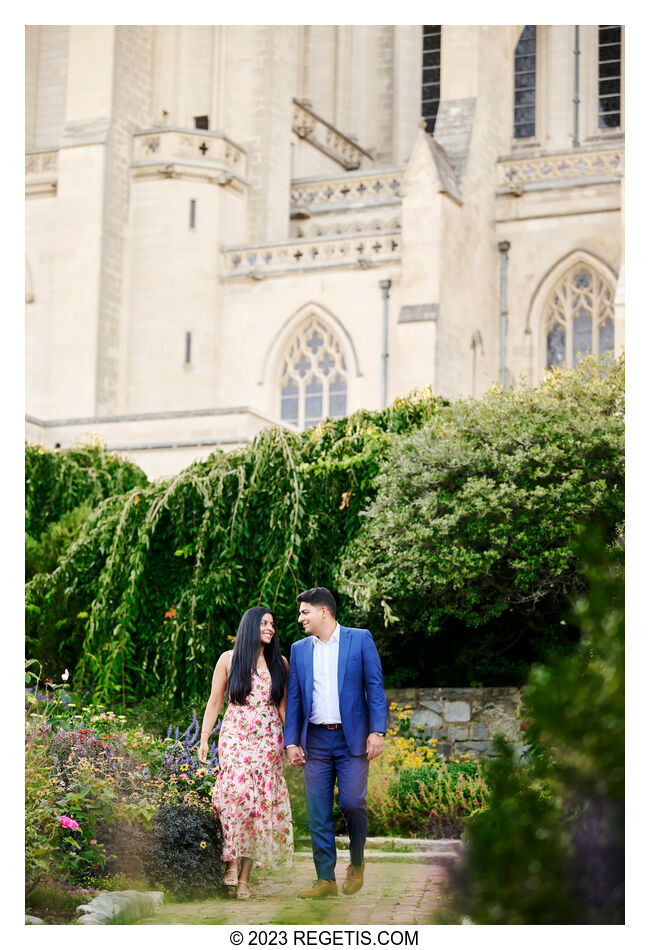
[440, 526, 624, 924]
[27, 880, 97, 912]
[26, 357, 623, 700]
[25, 441, 147, 540]
[337, 356, 624, 686]
[26, 502, 93, 582]
[362, 705, 490, 838]
[26, 395, 446, 703]
[140, 804, 225, 899]
[25, 668, 224, 897]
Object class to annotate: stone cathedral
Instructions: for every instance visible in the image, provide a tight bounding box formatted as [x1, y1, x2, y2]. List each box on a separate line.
[25, 25, 625, 478]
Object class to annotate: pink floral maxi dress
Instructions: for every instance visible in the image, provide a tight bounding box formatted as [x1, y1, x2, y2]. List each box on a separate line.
[211, 670, 294, 869]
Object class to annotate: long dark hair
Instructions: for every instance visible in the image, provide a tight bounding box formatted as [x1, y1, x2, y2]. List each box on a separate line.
[227, 606, 287, 706]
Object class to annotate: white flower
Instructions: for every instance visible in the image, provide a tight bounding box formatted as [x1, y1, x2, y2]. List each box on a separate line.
[61, 669, 69, 681]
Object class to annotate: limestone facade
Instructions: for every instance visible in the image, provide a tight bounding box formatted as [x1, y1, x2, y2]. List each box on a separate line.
[25, 25, 624, 479]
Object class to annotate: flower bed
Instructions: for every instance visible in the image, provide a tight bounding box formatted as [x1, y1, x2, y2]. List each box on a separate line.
[25, 663, 224, 908]
[364, 704, 490, 838]
[25, 665, 491, 921]
[284, 703, 490, 840]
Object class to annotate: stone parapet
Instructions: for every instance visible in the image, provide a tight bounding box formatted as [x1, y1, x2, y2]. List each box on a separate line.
[497, 146, 624, 191]
[223, 231, 400, 279]
[131, 128, 247, 190]
[291, 168, 404, 215]
[292, 98, 374, 171]
[385, 686, 523, 759]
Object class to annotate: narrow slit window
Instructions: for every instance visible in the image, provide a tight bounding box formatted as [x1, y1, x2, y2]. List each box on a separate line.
[598, 26, 622, 129]
[190, 199, 196, 229]
[421, 26, 441, 134]
[185, 332, 192, 365]
[514, 26, 536, 139]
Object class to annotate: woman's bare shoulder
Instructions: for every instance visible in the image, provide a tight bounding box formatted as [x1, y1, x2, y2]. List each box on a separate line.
[216, 650, 233, 669]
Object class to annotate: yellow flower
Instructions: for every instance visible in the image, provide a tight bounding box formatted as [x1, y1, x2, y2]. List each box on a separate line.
[200, 841, 207, 849]
[179, 763, 189, 772]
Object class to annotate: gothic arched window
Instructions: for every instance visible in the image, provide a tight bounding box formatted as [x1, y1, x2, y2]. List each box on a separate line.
[545, 264, 615, 370]
[279, 318, 348, 429]
[514, 26, 537, 139]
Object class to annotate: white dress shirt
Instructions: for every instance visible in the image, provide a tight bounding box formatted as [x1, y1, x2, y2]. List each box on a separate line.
[309, 622, 341, 725]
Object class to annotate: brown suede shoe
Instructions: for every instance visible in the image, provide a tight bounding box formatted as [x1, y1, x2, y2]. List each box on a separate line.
[341, 861, 365, 895]
[297, 879, 338, 899]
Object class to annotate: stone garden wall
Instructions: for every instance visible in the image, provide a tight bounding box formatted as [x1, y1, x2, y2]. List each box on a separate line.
[385, 687, 523, 759]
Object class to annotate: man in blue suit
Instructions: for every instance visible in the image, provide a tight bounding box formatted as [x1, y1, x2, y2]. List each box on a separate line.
[285, 587, 387, 898]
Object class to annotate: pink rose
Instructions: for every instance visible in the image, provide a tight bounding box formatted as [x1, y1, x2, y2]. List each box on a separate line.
[90, 839, 97, 846]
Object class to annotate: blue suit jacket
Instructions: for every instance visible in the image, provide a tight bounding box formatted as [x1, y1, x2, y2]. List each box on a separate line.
[284, 625, 387, 757]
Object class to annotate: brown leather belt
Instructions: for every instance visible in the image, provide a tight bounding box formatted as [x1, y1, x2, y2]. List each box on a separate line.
[312, 723, 342, 730]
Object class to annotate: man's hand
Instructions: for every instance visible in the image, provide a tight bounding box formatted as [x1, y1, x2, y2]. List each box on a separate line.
[286, 744, 305, 766]
[366, 733, 384, 761]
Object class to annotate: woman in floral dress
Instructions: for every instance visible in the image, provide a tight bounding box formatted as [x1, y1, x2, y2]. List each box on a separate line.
[198, 606, 293, 899]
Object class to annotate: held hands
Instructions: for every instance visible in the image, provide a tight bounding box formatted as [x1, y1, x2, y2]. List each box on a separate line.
[286, 744, 305, 767]
[366, 733, 384, 761]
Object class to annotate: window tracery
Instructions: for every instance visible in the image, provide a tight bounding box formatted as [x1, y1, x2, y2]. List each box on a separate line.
[545, 264, 615, 369]
[279, 318, 348, 429]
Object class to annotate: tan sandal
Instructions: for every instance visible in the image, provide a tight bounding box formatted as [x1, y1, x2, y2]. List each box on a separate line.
[223, 868, 238, 887]
[236, 881, 251, 900]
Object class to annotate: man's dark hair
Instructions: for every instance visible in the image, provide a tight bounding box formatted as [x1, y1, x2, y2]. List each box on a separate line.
[296, 587, 337, 618]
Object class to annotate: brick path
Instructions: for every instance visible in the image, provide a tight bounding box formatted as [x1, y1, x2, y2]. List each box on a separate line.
[134, 851, 456, 926]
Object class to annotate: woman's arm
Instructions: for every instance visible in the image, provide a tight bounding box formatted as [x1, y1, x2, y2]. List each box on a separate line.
[198, 652, 230, 762]
[278, 656, 290, 725]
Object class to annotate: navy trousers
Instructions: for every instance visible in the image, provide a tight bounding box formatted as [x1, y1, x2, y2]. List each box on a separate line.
[303, 724, 370, 882]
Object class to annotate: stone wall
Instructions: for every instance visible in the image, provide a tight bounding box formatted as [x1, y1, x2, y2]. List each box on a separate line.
[385, 686, 523, 759]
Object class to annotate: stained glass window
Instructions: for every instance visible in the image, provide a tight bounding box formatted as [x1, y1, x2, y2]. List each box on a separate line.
[514, 26, 536, 139]
[422, 26, 441, 134]
[278, 318, 348, 429]
[545, 264, 616, 370]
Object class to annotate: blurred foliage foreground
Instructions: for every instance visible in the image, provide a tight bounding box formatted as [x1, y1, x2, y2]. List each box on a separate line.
[26, 356, 624, 705]
[438, 528, 624, 924]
